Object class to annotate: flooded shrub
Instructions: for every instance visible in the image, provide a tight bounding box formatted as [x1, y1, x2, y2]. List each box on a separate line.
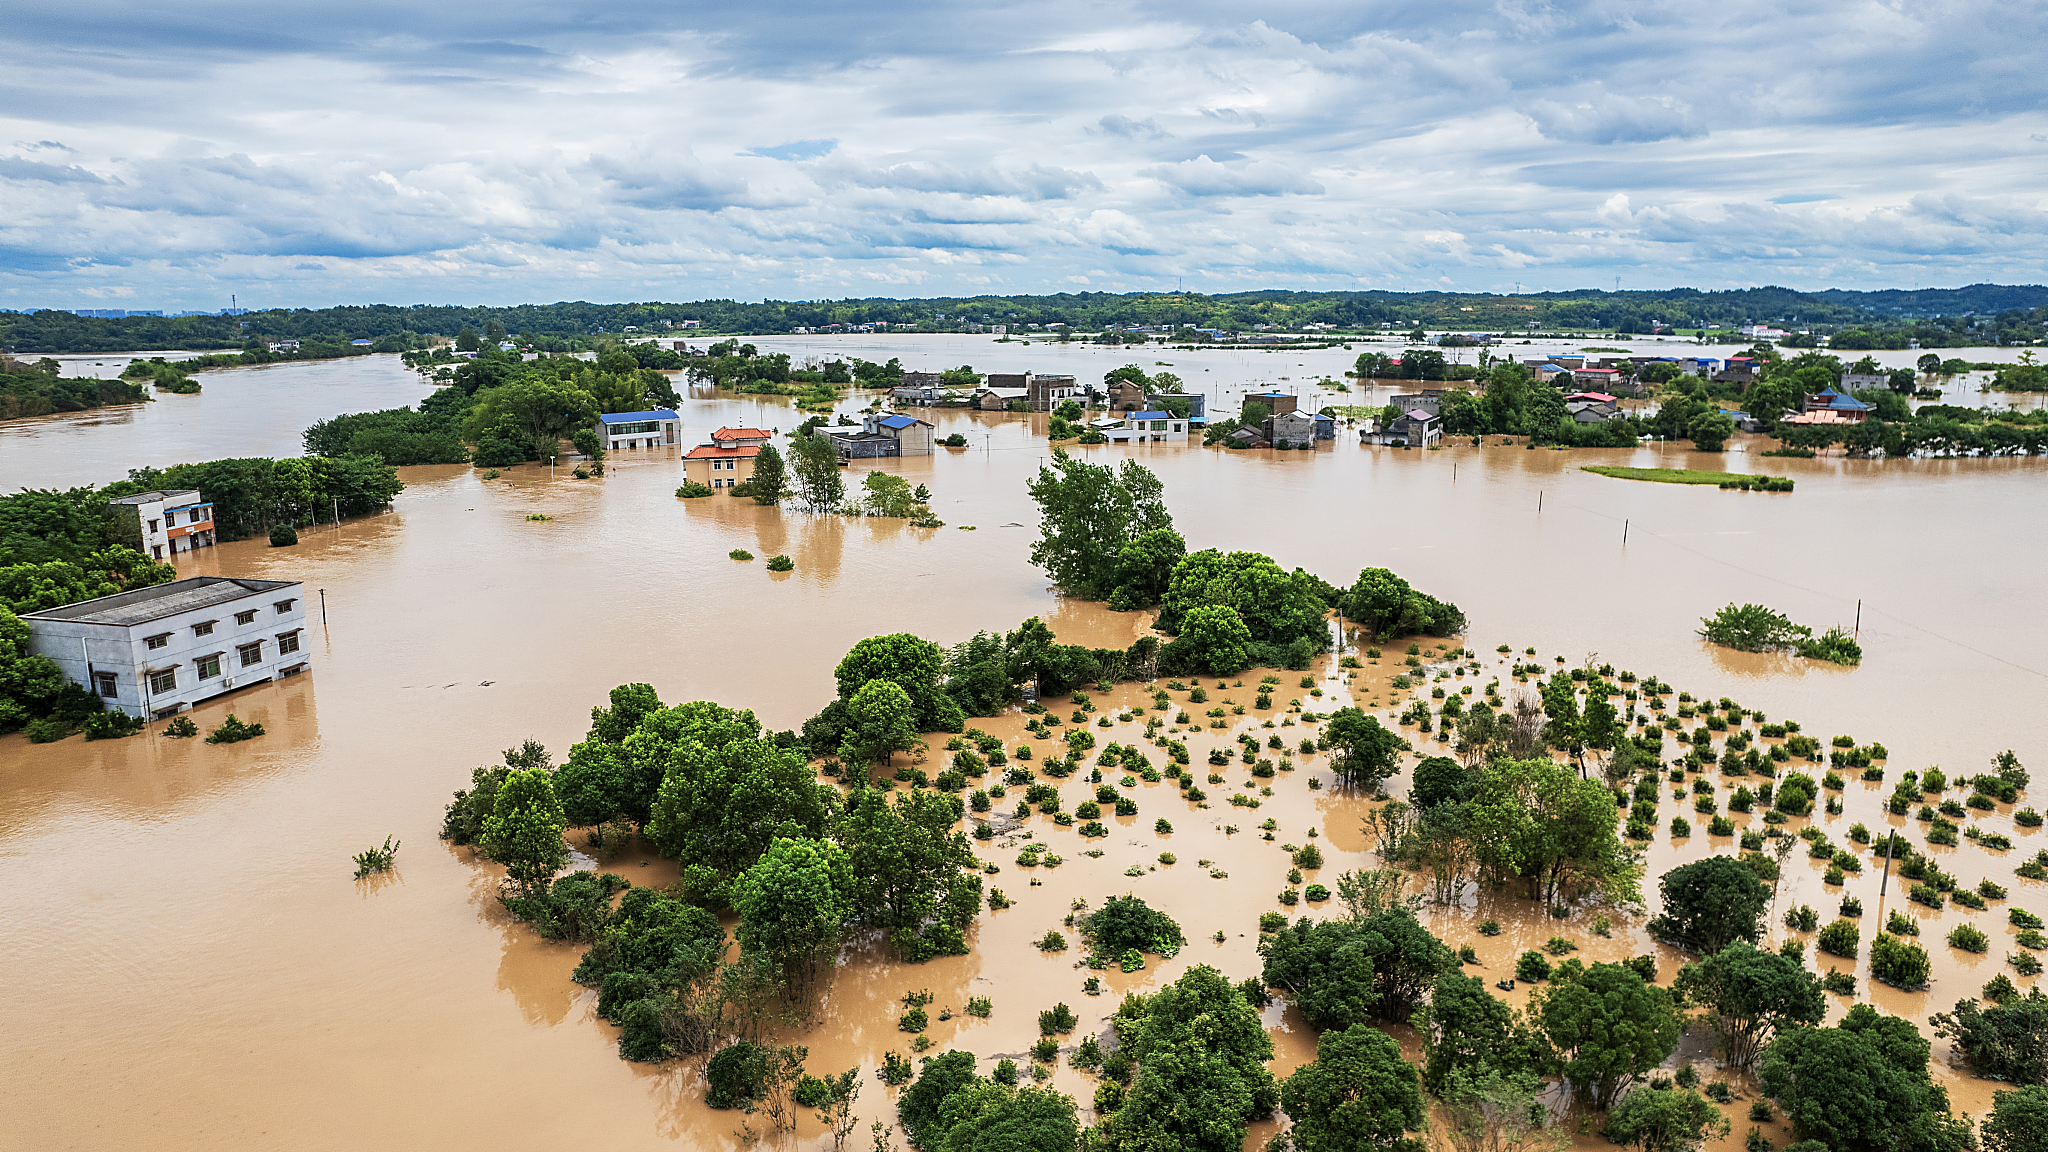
[1785, 904, 1819, 932]
[205, 714, 266, 744]
[1821, 968, 1855, 994]
[1478, 920, 1502, 936]
[1544, 936, 1577, 955]
[1952, 889, 1987, 910]
[676, 481, 713, 498]
[1038, 1003, 1078, 1034]
[1515, 950, 1552, 981]
[1751, 1102, 1775, 1123]
[1304, 884, 1329, 902]
[1948, 924, 1990, 953]
[1670, 817, 1692, 838]
[1278, 888, 1300, 906]
[1887, 909, 1920, 936]
[351, 835, 401, 879]
[1870, 933, 1931, 988]
[269, 524, 298, 546]
[765, 554, 794, 571]
[1816, 921, 1859, 958]
[2014, 953, 2045, 976]
[1839, 896, 1862, 918]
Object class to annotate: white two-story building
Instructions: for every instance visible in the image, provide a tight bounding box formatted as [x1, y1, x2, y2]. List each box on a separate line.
[110, 489, 217, 560]
[21, 576, 313, 720]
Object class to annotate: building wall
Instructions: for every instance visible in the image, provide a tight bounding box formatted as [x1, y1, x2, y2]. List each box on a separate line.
[891, 423, 936, 456]
[26, 587, 310, 719]
[1266, 411, 1318, 445]
[685, 455, 757, 489]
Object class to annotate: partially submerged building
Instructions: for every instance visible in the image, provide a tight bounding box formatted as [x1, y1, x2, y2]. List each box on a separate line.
[21, 576, 311, 719]
[110, 490, 216, 561]
[595, 409, 680, 451]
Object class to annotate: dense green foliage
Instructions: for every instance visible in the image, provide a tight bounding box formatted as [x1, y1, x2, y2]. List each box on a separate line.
[1079, 895, 1186, 961]
[1, 362, 150, 421]
[1984, 1085, 2048, 1152]
[1271, 1024, 1425, 1152]
[1099, 966, 1276, 1152]
[1538, 961, 1682, 1108]
[1259, 907, 1455, 1028]
[1932, 988, 2048, 1085]
[894, 1050, 1080, 1152]
[1026, 452, 1173, 600]
[1673, 942, 1826, 1070]
[1418, 971, 1554, 1091]
[1604, 1085, 1731, 1152]
[1342, 567, 1467, 641]
[1762, 1003, 1971, 1152]
[1648, 857, 1771, 953]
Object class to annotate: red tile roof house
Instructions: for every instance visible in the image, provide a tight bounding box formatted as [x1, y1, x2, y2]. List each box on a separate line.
[682, 427, 772, 491]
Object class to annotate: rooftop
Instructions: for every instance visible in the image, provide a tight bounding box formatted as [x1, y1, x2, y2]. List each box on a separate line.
[874, 414, 930, 429]
[684, 445, 761, 460]
[712, 426, 771, 440]
[20, 576, 298, 627]
[108, 489, 203, 507]
[598, 409, 680, 424]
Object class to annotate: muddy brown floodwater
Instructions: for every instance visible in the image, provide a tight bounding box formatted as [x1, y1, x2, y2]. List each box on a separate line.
[3, 360, 2046, 1151]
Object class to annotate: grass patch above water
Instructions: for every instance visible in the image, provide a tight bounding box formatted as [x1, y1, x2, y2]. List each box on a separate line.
[1582, 466, 1786, 488]
[1584, 466, 1749, 485]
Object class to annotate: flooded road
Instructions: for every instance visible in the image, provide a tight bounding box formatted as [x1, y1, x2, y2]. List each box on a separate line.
[2, 348, 2046, 1150]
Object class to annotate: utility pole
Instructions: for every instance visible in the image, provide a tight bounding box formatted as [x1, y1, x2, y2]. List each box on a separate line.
[1623, 519, 1629, 545]
[1855, 599, 1863, 641]
[319, 588, 328, 628]
[1538, 490, 1543, 512]
[1880, 828, 1897, 896]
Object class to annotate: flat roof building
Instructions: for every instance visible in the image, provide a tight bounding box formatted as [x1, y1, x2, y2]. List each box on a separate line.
[21, 576, 311, 719]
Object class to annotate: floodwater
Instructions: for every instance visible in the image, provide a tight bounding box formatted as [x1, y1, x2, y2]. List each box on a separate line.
[3, 346, 2047, 1150]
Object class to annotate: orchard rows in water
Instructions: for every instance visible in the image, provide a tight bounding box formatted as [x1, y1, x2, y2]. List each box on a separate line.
[438, 452, 2047, 1152]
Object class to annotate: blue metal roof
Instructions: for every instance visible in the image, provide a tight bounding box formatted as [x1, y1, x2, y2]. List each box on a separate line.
[598, 409, 679, 423]
[876, 414, 920, 429]
[1129, 410, 1173, 420]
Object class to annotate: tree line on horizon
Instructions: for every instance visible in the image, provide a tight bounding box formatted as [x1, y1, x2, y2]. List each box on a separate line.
[7, 284, 2047, 354]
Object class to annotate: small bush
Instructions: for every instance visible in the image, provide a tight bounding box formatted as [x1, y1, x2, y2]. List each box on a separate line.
[1031, 1037, 1059, 1063]
[1038, 1003, 1077, 1035]
[1515, 950, 1552, 982]
[1888, 909, 1920, 936]
[1948, 923, 1990, 953]
[1304, 884, 1330, 902]
[205, 714, 266, 744]
[1816, 920, 1859, 958]
[729, 549, 754, 561]
[765, 554, 794, 571]
[269, 524, 298, 547]
[1036, 931, 1067, 952]
[899, 1006, 928, 1032]
[1478, 919, 1502, 936]
[1544, 936, 1577, 955]
[1259, 911, 1288, 933]
[1822, 968, 1856, 994]
[351, 835, 400, 879]
[676, 481, 713, 498]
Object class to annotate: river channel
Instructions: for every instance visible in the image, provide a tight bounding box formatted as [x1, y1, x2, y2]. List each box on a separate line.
[2, 340, 2045, 1150]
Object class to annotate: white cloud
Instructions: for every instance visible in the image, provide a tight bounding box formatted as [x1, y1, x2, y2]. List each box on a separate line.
[1, 0, 2043, 307]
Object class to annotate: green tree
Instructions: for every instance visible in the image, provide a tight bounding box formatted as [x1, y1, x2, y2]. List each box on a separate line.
[1688, 411, 1736, 452]
[0, 603, 69, 732]
[480, 766, 570, 898]
[733, 837, 852, 980]
[1604, 1085, 1730, 1152]
[1646, 857, 1770, 954]
[1025, 451, 1172, 598]
[791, 431, 844, 512]
[554, 682, 668, 827]
[899, 1050, 982, 1149]
[1437, 1067, 1565, 1152]
[1326, 707, 1405, 792]
[1673, 942, 1825, 1071]
[1466, 757, 1635, 906]
[1985, 1085, 2048, 1152]
[1582, 691, 1620, 769]
[1538, 961, 1681, 1108]
[836, 785, 979, 958]
[1103, 965, 1276, 1152]
[1156, 549, 1332, 648]
[1419, 971, 1554, 1092]
[929, 1083, 1079, 1152]
[1107, 527, 1186, 610]
[1341, 566, 1466, 640]
[1260, 908, 1453, 1028]
[462, 376, 599, 458]
[1165, 603, 1254, 675]
[1275, 1024, 1425, 1152]
[1411, 755, 1471, 810]
[837, 678, 922, 776]
[1539, 676, 1584, 767]
[642, 709, 834, 905]
[835, 633, 960, 733]
[745, 442, 788, 505]
[1762, 1003, 1970, 1152]
[1932, 990, 2048, 1085]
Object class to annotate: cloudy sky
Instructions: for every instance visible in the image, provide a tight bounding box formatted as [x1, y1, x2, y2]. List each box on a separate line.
[4, 0, 2045, 310]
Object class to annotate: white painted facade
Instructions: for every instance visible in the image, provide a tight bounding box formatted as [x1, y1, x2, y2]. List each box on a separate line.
[21, 576, 312, 719]
[110, 489, 217, 560]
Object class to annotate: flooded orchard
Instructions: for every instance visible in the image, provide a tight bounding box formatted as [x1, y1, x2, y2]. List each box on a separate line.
[3, 348, 2046, 1151]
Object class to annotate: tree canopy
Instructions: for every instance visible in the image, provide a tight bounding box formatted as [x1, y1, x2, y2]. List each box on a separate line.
[1026, 452, 1172, 599]
[1763, 1004, 1969, 1152]
[1647, 856, 1770, 954]
[1274, 1024, 1425, 1152]
[1101, 966, 1276, 1152]
[1673, 942, 1825, 1071]
[1538, 961, 1682, 1109]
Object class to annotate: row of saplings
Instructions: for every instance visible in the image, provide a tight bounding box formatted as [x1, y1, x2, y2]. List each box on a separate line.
[872, 854, 2048, 1152]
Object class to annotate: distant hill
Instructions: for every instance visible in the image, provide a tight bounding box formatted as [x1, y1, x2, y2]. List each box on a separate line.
[5, 284, 2044, 353]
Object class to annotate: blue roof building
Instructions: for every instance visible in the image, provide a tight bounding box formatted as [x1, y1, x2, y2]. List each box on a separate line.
[595, 408, 680, 450]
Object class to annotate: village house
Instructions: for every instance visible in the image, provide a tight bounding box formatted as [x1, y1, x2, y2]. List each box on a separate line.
[22, 576, 312, 720]
[1565, 392, 1622, 423]
[1264, 409, 1321, 447]
[1839, 372, 1893, 393]
[1363, 408, 1442, 447]
[683, 426, 771, 491]
[1105, 378, 1149, 411]
[818, 412, 936, 458]
[594, 408, 680, 452]
[1109, 410, 1189, 443]
[110, 490, 216, 561]
[1796, 388, 1872, 422]
[975, 385, 1029, 411]
[1028, 374, 1079, 410]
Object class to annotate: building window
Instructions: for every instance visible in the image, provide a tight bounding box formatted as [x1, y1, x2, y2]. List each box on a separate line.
[148, 519, 160, 533]
[275, 600, 296, 614]
[190, 509, 206, 525]
[238, 642, 263, 667]
[149, 668, 178, 694]
[235, 610, 257, 625]
[193, 621, 215, 637]
[153, 546, 163, 559]
[277, 631, 301, 655]
[95, 671, 118, 698]
[146, 633, 170, 650]
[197, 655, 221, 680]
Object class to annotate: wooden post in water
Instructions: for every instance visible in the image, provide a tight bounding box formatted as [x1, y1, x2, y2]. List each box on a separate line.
[1855, 599, 1863, 640]
[1623, 519, 1629, 545]
[1538, 490, 1543, 512]
[1880, 828, 1896, 896]
[319, 589, 328, 628]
